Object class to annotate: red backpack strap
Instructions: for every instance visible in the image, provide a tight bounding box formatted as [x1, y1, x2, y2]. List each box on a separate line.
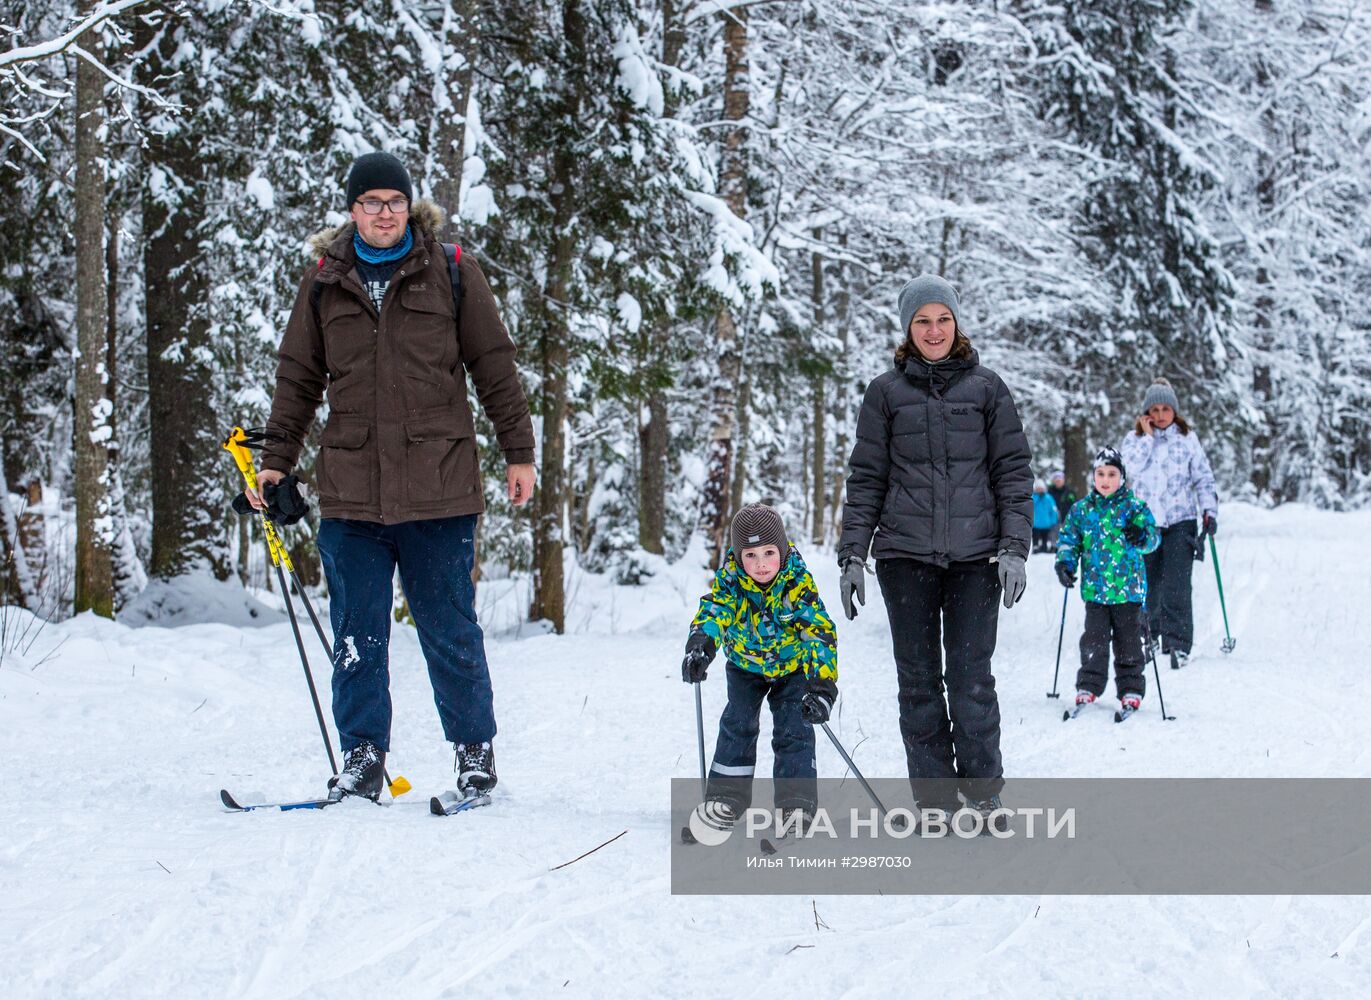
[440, 242, 464, 319]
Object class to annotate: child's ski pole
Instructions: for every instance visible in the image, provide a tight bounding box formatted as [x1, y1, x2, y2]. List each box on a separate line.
[693, 681, 707, 800]
[820, 722, 891, 818]
[1144, 620, 1176, 722]
[1047, 586, 1068, 699]
[1209, 535, 1236, 653]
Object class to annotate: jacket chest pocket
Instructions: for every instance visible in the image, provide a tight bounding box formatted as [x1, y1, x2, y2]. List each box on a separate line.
[396, 282, 457, 379]
[321, 294, 375, 371]
[405, 406, 477, 505]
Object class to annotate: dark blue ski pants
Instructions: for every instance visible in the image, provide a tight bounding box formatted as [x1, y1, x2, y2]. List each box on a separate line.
[705, 664, 817, 812]
[317, 515, 495, 752]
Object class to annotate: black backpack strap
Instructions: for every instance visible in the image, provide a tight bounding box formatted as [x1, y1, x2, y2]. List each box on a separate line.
[440, 242, 464, 319]
[310, 255, 326, 329]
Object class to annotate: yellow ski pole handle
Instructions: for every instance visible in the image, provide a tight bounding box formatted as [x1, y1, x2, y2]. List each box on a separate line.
[221, 427, 411, 799]
[222, 427, 294, 572]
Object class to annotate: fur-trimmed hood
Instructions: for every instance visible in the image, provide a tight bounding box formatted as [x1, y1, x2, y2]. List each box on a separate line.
[307, 198, 446, 258]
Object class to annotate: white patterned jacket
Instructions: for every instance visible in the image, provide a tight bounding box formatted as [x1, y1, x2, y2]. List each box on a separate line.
[1118, 425, 1218, 529]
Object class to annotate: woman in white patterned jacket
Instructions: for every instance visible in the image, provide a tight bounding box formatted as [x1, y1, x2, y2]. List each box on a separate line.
[1119, 378, 1218, 669]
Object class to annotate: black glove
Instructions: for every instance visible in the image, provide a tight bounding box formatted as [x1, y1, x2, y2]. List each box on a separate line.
[1201, 513, 1217, 539]
[1055, 561, 1076, 589]
[681, 634, 715, 684]
[801, 678, 836, 725]
[839, 556, 867, 621]
[263, 475, 309, 526]
[801, 691, 833, 725]
[1123, 522, 1147, 548]
[230, 491, 255, 516]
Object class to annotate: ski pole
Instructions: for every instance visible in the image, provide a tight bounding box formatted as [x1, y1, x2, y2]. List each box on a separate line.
[1209, 534, 1236, 654]
[1144, 620, 1176, 721]
[222, 427, 415, 795]
[820, 722, 890, 818]
[694, 681, 707, 801]
[1047, 586, 1068, 699]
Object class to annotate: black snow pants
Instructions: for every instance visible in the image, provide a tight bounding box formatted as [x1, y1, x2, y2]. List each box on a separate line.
[1076, 601, 1146, 700]
[1144, 519, 1197, 655]
[876, 557, 1004, 810]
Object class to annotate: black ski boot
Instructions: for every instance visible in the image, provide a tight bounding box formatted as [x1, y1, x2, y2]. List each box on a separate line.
[965, 793, 1010, 836]
[455, 741, 497, 795]
[777, 807, 814, 838]
[328, 740, 385, 801]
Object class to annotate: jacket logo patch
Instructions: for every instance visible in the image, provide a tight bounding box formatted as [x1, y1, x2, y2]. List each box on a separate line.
[410, 283, 428, 291]
[950, 406, 969, 415]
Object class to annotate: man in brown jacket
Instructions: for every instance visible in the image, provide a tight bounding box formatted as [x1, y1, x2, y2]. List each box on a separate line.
[249, 151, 534, 803]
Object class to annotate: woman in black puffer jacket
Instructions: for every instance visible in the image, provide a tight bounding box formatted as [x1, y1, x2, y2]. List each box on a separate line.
[838, 274, 1032, 821]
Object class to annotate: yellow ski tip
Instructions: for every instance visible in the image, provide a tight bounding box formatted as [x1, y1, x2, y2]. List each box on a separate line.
[389, 775, 413, 798]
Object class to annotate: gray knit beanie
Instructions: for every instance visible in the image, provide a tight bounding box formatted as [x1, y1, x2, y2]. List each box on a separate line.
[730, 503, 789, 557]
[898, 274, 960, 336]
[1142, 377, 1180, 413]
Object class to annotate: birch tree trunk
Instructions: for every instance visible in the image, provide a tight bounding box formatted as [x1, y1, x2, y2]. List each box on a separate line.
[810, 240, 825, 546]
[431, 0, 479, 238]
[702, 5, 749, 567]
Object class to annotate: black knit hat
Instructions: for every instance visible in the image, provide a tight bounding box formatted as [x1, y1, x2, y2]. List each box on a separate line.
[346, 151, 413, 206]
[1093, 446, 1127, 485]
[730, 503, 789, 558]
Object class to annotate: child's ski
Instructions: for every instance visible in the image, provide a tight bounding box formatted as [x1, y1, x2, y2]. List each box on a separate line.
[1062, 701, 1096, 721]
[1114, 705, 1140, 723]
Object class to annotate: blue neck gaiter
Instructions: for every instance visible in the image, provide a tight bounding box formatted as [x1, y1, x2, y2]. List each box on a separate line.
[353, 224, 413, 264]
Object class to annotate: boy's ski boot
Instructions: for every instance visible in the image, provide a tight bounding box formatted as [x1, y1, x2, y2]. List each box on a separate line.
[1115, 692, 1143, 723]
[1064, 690, 1096, 720]
[682, 798, 737, 845]
[963, 793, 1010, 836]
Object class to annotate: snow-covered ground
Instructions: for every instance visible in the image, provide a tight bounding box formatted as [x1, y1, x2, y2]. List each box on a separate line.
[3, 503, 1368, 998]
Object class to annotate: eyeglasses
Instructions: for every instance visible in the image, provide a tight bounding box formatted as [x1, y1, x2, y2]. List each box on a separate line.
[355, 197, 410, 215]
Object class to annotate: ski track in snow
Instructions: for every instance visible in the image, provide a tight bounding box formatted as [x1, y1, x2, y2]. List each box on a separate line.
[2, 502, 1369, 997]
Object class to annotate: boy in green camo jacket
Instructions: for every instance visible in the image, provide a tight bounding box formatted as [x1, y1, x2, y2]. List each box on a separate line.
[1055, 448, 1160, 713]
[682, 504, 838, 824]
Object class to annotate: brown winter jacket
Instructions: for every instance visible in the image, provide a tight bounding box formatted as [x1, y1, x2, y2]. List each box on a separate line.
[262, 199, 534, 524]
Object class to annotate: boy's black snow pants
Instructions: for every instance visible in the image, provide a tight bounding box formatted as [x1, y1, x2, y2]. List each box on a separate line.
[1076, 601, 1145, 700]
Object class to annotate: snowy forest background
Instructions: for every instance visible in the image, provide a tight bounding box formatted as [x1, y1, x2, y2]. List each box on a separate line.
[2, 0, 1369, 634]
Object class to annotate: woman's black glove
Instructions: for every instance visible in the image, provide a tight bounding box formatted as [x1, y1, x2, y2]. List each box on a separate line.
[1055, 562, 1076, 589]
[1200, 512, 1217, 539]
[682, 633, 715, 684]
[839, 557, 867, 621]
[1123, 522, 1148, 548]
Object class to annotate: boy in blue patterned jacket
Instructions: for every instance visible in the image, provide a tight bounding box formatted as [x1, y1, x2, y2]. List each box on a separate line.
[1054, 448, 1160, 712]
[682, 504, 838, 825]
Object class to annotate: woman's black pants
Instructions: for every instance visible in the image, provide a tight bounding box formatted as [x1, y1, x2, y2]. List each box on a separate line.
[876, 557, 1004, 810]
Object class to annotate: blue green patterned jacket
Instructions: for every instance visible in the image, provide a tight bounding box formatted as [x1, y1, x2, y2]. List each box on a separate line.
[1055, 487, 1160, 604]
[689, 549, 838, 692]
